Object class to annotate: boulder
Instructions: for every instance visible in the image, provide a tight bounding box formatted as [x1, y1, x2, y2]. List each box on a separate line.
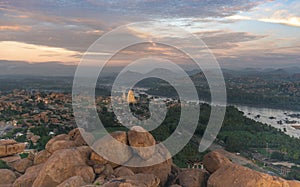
[203, 151, 231, 173]
[128, 126, 156, 160]
[74, 166, 95, 184]
[127, 144, 172, 187]
[207, 163, 300, 187]
[0, 140, 25, 157]
[57, 176, 85, 187]
[0, 145, 6, 157]
[0, 169, 16, 185]
[13, 164, 44, 187]
[46, 140, 76, 153]
[287, 181, 300, 187]
[114, 167, 135, 177]
[0, 155, 21, 163]
[68, 128, 82, 140]
[103, 174, 160, 187]
[69, 128, 95, 146]
[45, 134, 70, 153]
[76, 146, 93, 162]
[6, 144, 26, 156]
[33, 150, 51, 165]
[9, 158, 33, 173]
[102, 164, 114, 178]
[0, 184, 13, 187]
[127, 157, 171, 186]
[32, 149, 95, 187]
[178, 169, 208, 187]
[0, 140, 16, 145]
[90, 152, 108, 165]
[92, 131, 132, 166]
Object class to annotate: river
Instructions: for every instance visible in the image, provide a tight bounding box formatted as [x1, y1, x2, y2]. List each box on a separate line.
[236, 105, 300, 139]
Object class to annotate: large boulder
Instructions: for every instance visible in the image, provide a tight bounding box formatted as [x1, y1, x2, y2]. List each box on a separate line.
[103, 174, 160, 187]
[75, 146, 93, 162]
[74, 165, 95, 184]
[32, 149, 95, 187]
[13, 164, 44, 187]
[0, 155, 21, 163]
[9, 158, 33, 173]
[287, 181, 300, 187]
[0, 140, 25, 157]
[33, 150, 51, 165]
[46, 139, 76, 154]
[178, 169, 208, 187]
[45, 134, 73, 153]
[128, 126, 156, 160]
[0, 169, 16, 185]
[57, 176, 85, 187]
[203, 151, 231, 173]
[127, 144, 172, 187]
[92, 131, 132, 166]
[207, 163, 300, 187]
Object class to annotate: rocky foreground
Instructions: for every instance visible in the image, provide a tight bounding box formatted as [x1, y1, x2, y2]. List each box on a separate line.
[0, 126, 300, 187]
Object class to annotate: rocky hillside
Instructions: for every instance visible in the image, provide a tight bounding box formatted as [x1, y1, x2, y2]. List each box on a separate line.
[0, 126, 300, 187]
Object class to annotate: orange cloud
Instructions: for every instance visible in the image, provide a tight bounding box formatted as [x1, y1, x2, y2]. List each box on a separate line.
[0, 25, 31, 31]
[0, 41, 80, 64]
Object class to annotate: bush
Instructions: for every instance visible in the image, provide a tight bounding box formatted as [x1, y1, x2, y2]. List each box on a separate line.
[0, 160, 10, 169]
[19, 153, 29, 159]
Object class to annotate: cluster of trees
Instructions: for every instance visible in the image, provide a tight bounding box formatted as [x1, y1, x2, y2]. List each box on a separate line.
[227, 89, 300, 111]
[287, 166, 300, 180]
[146, 103, 300, 175]
[2, 124, 73, 151]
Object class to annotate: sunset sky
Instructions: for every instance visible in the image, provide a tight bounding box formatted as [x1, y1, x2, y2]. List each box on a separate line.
[0, 0, 300, 69]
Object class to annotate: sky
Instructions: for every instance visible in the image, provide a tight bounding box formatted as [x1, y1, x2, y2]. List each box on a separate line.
[0, 0, 300, 70]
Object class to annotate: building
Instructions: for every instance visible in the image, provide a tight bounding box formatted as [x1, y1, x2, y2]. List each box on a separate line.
[127, 89, 137, 104]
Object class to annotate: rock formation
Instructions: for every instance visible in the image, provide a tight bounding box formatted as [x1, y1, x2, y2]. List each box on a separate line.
[0, 169, 16, 186]
[206, 151, 300, 187]
[0, 139, 25, 157]
[0, 127, 297, 187]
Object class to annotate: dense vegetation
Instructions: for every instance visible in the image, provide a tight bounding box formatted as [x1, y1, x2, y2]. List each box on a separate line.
[2, 124, 72, 151]
[143, 104, 300, 177]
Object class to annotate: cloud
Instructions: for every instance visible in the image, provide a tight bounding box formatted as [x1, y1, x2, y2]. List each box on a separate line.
[198, 30, 267, 50]
[259, 10, 300, 27]
[0, 41, 80, 64]
[0, 0, 298, 69]
[0, 26, 31, 31]
[86, 0, 269, 18]
[0, 0, 272, 54]
[231, 1, 300, 27]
